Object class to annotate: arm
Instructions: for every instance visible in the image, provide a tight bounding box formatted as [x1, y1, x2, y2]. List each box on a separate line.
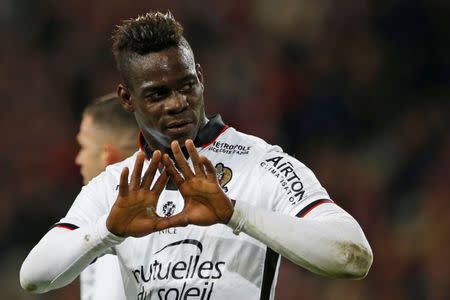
[20, 151, 169, 293]
[228, 201, 373, 278]
[162, 139, 373, 279]
[20, 215, 123, 293]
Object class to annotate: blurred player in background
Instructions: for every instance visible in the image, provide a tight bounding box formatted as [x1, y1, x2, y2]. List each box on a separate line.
[75, 93, 138, 299]
[21, 12, 373, 299]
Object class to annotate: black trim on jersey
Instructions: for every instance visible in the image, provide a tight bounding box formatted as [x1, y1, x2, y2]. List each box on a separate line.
[154, 239, 203, 255]
[51, 223, 79, 230]
[138, 114, 227, 159]
[260, 247, 279, 300]
[193, 115, 226, 147]
[296, 199, 333, 218]
[51, 223, 99, 265]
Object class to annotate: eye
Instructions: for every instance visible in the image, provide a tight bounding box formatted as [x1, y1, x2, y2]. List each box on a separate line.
[179, 81, 196, 94]
[145, 88, 170, 101]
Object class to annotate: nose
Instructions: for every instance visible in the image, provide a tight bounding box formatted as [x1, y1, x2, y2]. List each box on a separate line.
[164, 91, 188, 114]
[75, 151, 81, 166]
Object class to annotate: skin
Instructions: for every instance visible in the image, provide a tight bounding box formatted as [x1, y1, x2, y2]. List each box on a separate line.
[107, 141, 234, 237]
[109, 44, 234, 237]
[75, 114, 128, 184]
[118, 45, 208, 152]
[75, 115, 108, 185]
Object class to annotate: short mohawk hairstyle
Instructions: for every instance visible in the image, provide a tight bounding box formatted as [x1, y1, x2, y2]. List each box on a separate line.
[112, 11, 184, 74]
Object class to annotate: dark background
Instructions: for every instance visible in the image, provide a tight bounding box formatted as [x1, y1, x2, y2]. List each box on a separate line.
[1, 1, 448, 299]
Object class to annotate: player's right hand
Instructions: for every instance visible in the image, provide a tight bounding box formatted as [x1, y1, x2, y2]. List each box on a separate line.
[106, 151, 169, 237]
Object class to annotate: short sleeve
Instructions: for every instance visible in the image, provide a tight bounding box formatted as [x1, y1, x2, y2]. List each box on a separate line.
[256, 148, 332, 216]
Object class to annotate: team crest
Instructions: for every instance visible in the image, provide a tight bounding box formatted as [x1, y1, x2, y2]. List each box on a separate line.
[162, 201, 176, 217]
[215, 163, 233, 192]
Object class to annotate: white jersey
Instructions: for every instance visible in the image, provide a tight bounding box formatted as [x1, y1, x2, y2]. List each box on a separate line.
[80, 254, 126, 300]
[57, 115, 330, 300]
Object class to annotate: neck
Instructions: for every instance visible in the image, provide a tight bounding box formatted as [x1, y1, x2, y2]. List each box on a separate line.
[138, 115, 226, 159]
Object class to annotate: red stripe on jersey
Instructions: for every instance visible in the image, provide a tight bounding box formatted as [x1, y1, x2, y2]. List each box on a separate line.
[52, 223, 79, 231]
[297, 199, 334, 218]
[201, 125, 230, 148]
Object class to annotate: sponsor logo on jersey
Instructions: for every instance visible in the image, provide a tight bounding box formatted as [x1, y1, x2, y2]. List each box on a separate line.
[132, 239, 225, 300]
[207, 141, 250, 155]
[260, 156, 305, 205]
[215, 163, 232, 192]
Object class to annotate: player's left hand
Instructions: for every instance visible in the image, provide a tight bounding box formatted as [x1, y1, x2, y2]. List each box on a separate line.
[162, 139, 234, 227]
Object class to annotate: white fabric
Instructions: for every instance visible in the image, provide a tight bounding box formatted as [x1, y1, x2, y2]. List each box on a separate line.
[20, 126, 371, 299]
[80, 254, 126, 300]
[20, 215, 124, 294]
[228, 202, 373, 278]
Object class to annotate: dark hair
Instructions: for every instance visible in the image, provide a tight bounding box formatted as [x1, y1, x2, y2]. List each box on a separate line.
[111, 11, 185, 85]
[84, 93, 138, 135]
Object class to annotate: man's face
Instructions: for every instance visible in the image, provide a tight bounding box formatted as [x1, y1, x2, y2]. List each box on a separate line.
[75, 115, 106, 184]
[120, 45, 206, 150]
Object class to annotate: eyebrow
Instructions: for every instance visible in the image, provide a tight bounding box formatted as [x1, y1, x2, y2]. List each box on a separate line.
[139, 74, 198, 94]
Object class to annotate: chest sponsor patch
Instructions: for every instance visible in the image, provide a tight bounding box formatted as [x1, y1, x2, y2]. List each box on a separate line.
[207, 141, 250, 155]
[260, 156, 305, 205]
[132, 239, 225, 300]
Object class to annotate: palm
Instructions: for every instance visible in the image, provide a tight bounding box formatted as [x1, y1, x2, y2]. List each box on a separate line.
[179, 178, 226, 225]
[109, 190, 160, 236]
[162, 140, 234, 226]
[106, 140, 234, 238]
[106, 151, 172, 237]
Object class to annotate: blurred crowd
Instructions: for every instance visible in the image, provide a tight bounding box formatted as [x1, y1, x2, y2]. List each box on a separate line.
[0, 0, 448, 299]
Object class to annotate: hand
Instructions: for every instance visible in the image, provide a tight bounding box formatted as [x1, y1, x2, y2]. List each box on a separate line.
[106, 151, 171, 237]
[162, 139, 234, 227]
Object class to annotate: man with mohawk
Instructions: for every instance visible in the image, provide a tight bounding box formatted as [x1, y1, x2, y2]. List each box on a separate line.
[21, 11, 373, 300]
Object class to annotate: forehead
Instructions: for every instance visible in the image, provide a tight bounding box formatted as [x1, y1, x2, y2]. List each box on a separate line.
[78, 115, 101, 142]
[128, 46, 196, 88]
[80, 114, 94, 130]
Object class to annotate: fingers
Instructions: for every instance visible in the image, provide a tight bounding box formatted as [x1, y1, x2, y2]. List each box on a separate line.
[162, 154, 184, 187]
[155, 211, 190, 230]
[185, 139, 206, 176]
[151, 169, 170, 196]
[118, 167, 129, 197]
[134, 212, 189, 235]
[130, 152, 146, 190]
[200, 155, 218, 181]
[141, 151, 161, 189]
[171, 140, 194, 178]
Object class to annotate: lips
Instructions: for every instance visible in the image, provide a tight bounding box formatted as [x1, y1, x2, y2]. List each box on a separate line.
[165, 119, 194, 135]
[166, 120, 192, 129]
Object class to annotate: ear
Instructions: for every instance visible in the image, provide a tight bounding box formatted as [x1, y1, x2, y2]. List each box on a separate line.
[117, 84, 134, 112]
[196, 64, 204, 87]
[101, 144, 122, 166]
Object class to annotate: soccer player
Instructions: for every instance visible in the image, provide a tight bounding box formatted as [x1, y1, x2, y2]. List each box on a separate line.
[75, 93, 138, 299]
[20, 12, 373, 299]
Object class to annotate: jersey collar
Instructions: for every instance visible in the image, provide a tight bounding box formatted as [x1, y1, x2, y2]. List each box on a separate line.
[138, 115, 228, 159]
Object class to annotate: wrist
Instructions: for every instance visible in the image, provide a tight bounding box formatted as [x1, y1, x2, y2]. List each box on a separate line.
[227, 201, 249, 235]
[96, 215, 126, 246]
[219, 197, 236, 224]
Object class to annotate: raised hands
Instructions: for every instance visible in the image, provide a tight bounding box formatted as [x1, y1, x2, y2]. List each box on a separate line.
[106, 151, 170, 237]
[106, 139, 234, 238]
[162, 140, 234, 227]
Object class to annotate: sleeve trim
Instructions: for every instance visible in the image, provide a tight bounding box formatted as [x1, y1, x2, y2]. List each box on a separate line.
[51, 223, 79, 231]
[296, 199, 334, 218]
